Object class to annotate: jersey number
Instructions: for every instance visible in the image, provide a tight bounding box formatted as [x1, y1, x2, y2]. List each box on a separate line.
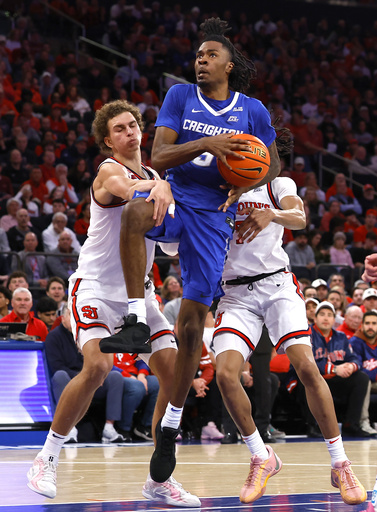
[192, 152, 215, 167]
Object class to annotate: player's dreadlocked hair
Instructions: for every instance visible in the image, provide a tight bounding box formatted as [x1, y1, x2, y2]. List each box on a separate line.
[199, 17, 256, 94]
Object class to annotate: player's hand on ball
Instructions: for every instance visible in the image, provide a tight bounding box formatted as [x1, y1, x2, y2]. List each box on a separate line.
[219, 185, 251, 212]
[237, 207, 275, 243]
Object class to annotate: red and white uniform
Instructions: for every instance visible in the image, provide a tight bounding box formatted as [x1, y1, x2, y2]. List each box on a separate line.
[68, 158, 176, 359]
[213, 177, 311, 361]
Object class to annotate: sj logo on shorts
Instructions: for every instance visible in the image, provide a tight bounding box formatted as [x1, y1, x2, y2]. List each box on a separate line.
[82, 305, 99, 319]
[214, 312, 224, 328]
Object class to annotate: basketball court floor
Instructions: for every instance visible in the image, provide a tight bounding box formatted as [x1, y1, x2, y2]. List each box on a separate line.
[2, 437, 376, 511]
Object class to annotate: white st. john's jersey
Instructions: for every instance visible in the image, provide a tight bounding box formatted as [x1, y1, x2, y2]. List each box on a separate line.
[69, 157, 157, 302]
[222, 177, 297, 280]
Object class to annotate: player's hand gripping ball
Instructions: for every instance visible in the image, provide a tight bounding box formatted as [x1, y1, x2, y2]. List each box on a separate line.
[217, 134, 270, 187]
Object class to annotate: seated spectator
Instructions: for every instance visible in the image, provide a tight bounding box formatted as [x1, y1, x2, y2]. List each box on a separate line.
[0, 284, 11, 318]
[328, 273, 347, 293]
[42, 187, 68, 215]
[350, 287, 365, 307]
[293, 117, 324, 172]
[310, 301, 371, 437]
[45, 163, 79, 206]
[42, 212, 81, 252]
[329, 232, 354, 268]
[44, 306, 124, 443]
[350, 311, 377, 436]
[0, 287, 48, 341]
[113, 352, 159, 442]
[337, 305, 363, 339]
[46, 230, 79, 285]
[39, 148, 57, 183]
[349, 232, 377, 268]
[73, 202, 90, 240]
[303, 286, 318, 299]
[131, 76, 159, 106]
[327, 289, 346, 327]
[66, 85, 91, 120]
[299, 172, 326, 203]
[160, 275, 182, 304]
[68, 158, 93, 198]
[312, 278, 329, 301]
[7, 270, 29, 293]
[7, 208, 42, 252]
[290, 156, 306, 188]
[0, 197, 20, 232]
[45, 276, 66, 315]
[36, 296, 58, 331]
[284, 230, 316, 269]
[48, 103, 68, 136]
[319, 199, 345, 233]
[343, 210, 362, 236]
[12, 232, 49, 289]
[14, 184, 40, 217]
[353, 209, 377, 248]
[325, 173, 356, 203]
[308, 229, 329, 264]
[359, 184, 377, 216]
[348, 146, 372, 186]
[305, 297, 319, 325]
[302, 187, 325, 228]
[19, 166, 49, 206]
[2, 149, 29, 193]
[361, 288, 377, 314]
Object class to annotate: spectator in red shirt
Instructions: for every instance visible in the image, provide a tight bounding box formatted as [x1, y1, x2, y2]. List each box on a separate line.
[336, 305, 363, 339]
[325, 173, 355, 203]
[48, 104, 68, 136]
[0, 286, 48, 341]
[20, 166, 49, 205]
[39, 149, 57, 183]
[353, 209, 377, 247]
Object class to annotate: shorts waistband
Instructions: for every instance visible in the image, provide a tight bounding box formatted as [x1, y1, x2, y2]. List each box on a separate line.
[222, 267, 286, 286]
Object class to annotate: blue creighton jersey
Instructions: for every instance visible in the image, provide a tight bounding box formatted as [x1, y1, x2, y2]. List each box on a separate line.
[155, 84, 276, 212]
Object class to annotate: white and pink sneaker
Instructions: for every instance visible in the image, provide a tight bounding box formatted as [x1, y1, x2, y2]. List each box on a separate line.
[27, 453, 57, 498]
[142, 474, 201, 507]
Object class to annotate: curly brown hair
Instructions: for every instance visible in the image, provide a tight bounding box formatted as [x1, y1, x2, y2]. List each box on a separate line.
[92, 100, 144, 155]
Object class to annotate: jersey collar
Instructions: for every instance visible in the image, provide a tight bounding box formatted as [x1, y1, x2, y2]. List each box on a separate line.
[196, 86, 239, 116]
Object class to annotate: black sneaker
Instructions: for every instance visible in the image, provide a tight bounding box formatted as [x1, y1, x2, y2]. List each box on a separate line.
[134, 425, 153, 441]
[99, 314, 151, 354]
[150, 418, 179, 483]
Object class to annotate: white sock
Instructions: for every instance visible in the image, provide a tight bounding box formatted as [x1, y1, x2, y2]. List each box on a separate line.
[161, 402, 183, 430]
[39, 428, 67, 463]
[242, 430, 269, 460]
[325, 435, 347, 467]
[128, 298, 147, 324]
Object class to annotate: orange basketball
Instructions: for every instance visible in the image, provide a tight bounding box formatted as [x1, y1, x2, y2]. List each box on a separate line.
[217, 134, 270, 187]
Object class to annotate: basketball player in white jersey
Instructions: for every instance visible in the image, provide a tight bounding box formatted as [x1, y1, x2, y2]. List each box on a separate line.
[212, 177, 366, 506]
[27, 100, 201, 508]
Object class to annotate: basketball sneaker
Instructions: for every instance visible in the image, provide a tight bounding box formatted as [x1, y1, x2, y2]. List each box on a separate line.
[201, 422, 224, 440]
[27, 453, 57, 499]
[99, 314, 151, 354]
[240, 445, 282, 503]
[142, 474, 201, 508]
[101, 423, 125, 443]
[331, 460, 367, 505]
[150, 418, 179, 483]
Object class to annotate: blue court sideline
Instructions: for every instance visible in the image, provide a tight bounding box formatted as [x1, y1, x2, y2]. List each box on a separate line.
[0, 492, 372, 512]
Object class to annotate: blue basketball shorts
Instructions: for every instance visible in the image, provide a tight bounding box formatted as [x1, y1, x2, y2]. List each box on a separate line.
[133, 192, 234, 306]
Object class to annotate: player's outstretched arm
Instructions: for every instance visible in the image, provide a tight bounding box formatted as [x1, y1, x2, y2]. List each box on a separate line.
[151, 127, 252, 174]
[362, 253, 377, 282]
[93, 163, 175, 225]
[237, 195, 306, 243]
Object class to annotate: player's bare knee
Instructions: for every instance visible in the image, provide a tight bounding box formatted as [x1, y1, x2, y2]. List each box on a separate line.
[121, 198, 154, 233]
[295, 358, 320, 387]
[216, 367, 239, 394]
[83, 358, 112, 387]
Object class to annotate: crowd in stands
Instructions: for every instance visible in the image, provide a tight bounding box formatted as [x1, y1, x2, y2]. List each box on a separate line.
[0, 2, 376, 441]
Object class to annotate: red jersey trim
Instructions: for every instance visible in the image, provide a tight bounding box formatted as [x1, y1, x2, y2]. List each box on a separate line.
[213, 327, 255, 351]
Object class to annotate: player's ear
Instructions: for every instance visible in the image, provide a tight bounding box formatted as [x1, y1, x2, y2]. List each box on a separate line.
[226, 61, 234, 74]
[104, 136, 112, 149]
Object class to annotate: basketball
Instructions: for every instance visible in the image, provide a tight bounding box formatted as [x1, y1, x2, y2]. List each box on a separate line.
[217, 134, 270, 188]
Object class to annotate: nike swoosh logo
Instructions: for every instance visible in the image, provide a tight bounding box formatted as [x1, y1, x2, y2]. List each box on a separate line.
[52, 433, 65, 439]
[234, 166, 263, 174]
[192, 109, 203, 113]
[329, 437, 339, 444]
[171, 407, 181, 412]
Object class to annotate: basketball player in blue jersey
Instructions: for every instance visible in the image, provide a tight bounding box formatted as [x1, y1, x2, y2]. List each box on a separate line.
[99, 18, 281, 484]
[26, 101, 201, 508]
